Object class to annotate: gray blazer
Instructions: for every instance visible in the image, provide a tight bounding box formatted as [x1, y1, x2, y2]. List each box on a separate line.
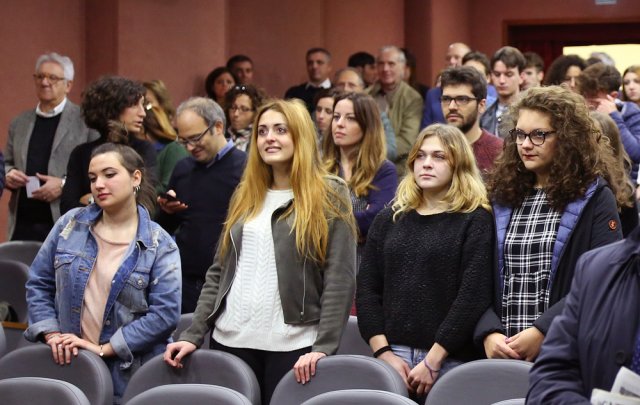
[5, 100, 98, 238]
[479, 100, 510, 139]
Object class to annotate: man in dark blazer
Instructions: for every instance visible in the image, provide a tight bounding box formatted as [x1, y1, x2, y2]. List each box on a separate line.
[4, 52, 97, 241]
[528, 226, 640, 403]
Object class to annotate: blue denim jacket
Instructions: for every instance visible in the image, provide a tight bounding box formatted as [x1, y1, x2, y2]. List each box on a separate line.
[25, 204, 181, 401]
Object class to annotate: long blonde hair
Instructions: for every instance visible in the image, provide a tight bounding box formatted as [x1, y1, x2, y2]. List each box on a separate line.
[393, 124, 490, 220]
[219, 99, 355, 264]
[322, 92, 387, 197]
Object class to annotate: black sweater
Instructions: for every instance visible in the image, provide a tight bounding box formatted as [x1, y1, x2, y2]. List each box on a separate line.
[356, 206, 494, 361]
[155, 148, 246, 279]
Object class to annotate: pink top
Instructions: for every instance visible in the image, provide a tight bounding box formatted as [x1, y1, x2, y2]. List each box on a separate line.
[81, 227, 129, 344]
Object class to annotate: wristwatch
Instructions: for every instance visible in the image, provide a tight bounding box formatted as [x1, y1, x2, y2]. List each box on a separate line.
[60, 175, 67, 189]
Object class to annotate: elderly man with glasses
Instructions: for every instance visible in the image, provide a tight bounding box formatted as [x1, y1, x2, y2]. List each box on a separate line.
[5, 52, 97, 241]
[157, 97, 246, 313]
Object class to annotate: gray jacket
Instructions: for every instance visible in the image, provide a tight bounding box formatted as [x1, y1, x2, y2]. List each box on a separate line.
[180, 176, 357, 355]
[5, 100, 98, 238]
[479, 100, 510, 139]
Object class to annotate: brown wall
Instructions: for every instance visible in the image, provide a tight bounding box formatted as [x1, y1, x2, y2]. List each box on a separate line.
[1, 0, 639, 241]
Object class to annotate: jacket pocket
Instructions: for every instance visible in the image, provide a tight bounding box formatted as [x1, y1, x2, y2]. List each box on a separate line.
[117, 269, 150, 314]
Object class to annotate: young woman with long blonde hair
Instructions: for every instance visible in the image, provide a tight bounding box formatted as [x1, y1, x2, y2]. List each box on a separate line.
[164, 99, 357, 404]
[356, 124, 494, 399]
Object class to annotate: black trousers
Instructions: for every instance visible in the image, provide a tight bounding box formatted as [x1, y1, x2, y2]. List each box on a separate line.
[211, 339, 311, 404]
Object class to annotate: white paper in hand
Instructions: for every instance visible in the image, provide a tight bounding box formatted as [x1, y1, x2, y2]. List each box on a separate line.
[26, 176, 40, 198]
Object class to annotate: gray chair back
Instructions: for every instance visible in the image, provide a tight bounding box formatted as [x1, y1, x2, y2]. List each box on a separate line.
[302, 389, 416, 404]
[0, 345, 113, 405]
[0, 240, 43, 266]
[0, 376, 90, 405]
[171, 312, 211, 348]
[0, 260, 31, 322]
[0, 323, 6, 358]
[425, 359, 532, 405]
[270, 354, 408, 405]
[492, 399, 526, 405]
[336, 316, 371, 356]
[121, 350, 260, 405]
[127, 384, 253, 405]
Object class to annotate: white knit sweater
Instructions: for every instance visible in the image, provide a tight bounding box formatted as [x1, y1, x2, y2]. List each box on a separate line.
[213, 189, 318, 351]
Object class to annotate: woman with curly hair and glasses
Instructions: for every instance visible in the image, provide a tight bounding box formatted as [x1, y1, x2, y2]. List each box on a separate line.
[475, 86, 623, 363]
[356, 124, 494, 399]
[60, 76, 157, 214]
[224, 84, 265, 151]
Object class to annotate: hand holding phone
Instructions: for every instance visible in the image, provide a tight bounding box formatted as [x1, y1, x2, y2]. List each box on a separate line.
[158, 192, 178, 202]
[157, 190, 188, 214]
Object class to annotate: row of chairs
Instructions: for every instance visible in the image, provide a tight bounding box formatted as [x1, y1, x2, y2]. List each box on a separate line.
[0, 342, 530, 404]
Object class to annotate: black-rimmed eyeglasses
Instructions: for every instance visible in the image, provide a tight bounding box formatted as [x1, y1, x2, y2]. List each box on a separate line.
[440, 95, 477, 106]
[509, 128, 556, 146]
[176, 124, 214, 146]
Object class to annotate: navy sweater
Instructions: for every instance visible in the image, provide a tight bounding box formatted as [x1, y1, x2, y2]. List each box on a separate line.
[156, 148, 246, 279]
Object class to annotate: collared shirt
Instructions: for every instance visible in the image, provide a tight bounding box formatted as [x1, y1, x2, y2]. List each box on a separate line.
[35, 97, 67, 118]
[373, 83, 400, 114]
[305, 78, 331, 90]
[206, 139, 235, 168]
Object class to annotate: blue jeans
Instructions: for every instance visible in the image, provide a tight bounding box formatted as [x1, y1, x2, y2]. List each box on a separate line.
[390, 344, 463, 375]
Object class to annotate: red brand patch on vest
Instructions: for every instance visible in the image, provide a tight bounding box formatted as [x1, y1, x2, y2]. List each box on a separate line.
[608, 220, 618, 231]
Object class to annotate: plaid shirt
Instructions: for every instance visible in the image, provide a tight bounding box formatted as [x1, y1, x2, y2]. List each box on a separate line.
[502, 189, 561, 337]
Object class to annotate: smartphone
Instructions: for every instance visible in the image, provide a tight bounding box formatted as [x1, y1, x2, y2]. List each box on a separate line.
[158, 192, 178, 202]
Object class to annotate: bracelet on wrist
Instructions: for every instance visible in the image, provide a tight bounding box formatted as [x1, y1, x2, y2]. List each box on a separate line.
[373, 345, 392, 358]
[99, 344, 104, 357]
[423, 358, 441, 373]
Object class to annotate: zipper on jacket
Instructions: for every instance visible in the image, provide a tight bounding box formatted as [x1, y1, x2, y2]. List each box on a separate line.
[300, 257, 307, 321]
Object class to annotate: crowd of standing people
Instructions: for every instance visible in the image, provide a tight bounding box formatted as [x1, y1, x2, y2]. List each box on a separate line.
[4, 43, 640, 404]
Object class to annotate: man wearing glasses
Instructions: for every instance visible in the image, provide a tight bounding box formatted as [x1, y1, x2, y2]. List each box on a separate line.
[5, 52, 96, 241]
[441, 66, 503, 178]
[157, 97, 246, 313]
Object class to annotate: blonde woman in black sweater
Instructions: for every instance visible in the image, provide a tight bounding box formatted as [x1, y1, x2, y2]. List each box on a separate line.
[356, 124, 494, 399]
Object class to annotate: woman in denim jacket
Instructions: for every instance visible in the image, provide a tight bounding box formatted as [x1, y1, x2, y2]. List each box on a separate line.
[25, 143, 181, 403]
[164, 99, 357, 405]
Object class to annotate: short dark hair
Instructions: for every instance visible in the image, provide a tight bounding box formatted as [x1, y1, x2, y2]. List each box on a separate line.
[524, 51, 544, 72]
[348, 52, 375, 68]
[226, 54, 253, 69]
[82, 75, 146, 138]
[306, 47, 331, 60]
[577, 62, 622, 95]
[491, 46, 526, 73]
[440, 66, 487, 101]
[462, 51, 491, 76]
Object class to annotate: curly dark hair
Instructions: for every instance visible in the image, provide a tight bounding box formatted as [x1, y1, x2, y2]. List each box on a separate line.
[543, 55, 586, 86]
[488, 86, 603, 210]
[224, 84, 266, 118]
[82, 76, 146, 139]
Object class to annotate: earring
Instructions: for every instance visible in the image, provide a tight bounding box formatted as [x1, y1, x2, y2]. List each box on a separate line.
[134, 185, 140, 195]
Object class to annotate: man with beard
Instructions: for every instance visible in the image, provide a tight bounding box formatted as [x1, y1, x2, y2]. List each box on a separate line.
[441, 66, 503, 178]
